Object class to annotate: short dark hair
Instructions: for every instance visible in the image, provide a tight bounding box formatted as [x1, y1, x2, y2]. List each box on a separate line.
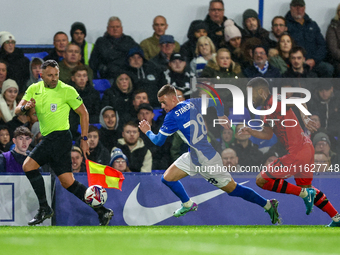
[247, 77, 270, 89]
[209, 0, 224, 7]
[13, 126, 33, 139]
[41, 60, 59, 69]
[0, 125, 9, 132]
[271, 16, 286, 26]
[132, 89, 149, 101]
[157, 84, 177, 98]
[71, 65, 89, 76]
[31, 58, 43, 67]
[88, 125, 99, 134]
[0, 59, 8, 69]
[289, 46, 306, 58]
[53, 31, 68, 41]
[123, 121, 139, 130]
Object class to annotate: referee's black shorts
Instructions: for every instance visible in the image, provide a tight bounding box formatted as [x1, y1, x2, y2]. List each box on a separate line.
[30, 130, 72, 176]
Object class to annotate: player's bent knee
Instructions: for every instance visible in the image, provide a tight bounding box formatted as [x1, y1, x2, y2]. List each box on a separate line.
[220, 179, 237, 193]
[256, 176, 266, 188]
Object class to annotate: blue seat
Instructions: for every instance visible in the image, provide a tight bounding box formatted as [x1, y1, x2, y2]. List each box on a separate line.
[93, 79, 111, 99]
[24, 51, 49, 61]
[77, 123, 102, 135]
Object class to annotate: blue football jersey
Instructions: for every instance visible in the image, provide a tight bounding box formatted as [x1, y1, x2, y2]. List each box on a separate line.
[159, 98, 217, 165]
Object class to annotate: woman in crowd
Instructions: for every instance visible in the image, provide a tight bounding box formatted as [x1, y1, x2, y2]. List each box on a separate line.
[0, 79, 19, 123]
[221, 20, 244, 66]
[269, 33, 294, 74]
[0, 60, 8, 93]
[190, 36, 216, 77]
[0, 31, 30, 93]
[101, 71, 134, 127]
[200, 48, 243, 79]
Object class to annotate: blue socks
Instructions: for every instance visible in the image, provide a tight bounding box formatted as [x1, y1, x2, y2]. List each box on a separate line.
[161, 175, 190, 203]
[228, 184, 267, 207]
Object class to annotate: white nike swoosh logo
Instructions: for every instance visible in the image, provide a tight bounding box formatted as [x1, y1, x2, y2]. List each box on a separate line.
[123, 181, 249, 226]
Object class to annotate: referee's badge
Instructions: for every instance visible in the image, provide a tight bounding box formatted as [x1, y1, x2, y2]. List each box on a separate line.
[50, 104, 57, 112]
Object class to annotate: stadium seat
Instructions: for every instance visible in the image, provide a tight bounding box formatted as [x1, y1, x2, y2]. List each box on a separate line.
[93, 79, 111, 99]
[24, 51, 49, 61]
[77, 123, 102, 134]
[153, 108, 164, 121]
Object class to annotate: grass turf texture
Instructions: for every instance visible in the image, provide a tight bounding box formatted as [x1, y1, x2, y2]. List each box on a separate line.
[0, 225, 339, 255]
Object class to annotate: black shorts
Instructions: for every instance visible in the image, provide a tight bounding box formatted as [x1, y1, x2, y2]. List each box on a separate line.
[30, 130, 72, 176]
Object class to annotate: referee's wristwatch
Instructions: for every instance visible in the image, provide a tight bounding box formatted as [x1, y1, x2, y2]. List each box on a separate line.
[81, 136, 88, 141]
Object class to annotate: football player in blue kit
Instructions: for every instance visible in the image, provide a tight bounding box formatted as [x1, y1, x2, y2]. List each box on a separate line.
[139, 85, 280, 224]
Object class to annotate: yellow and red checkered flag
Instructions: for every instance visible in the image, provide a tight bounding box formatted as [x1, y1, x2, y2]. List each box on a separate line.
[86, 160, 125, 190]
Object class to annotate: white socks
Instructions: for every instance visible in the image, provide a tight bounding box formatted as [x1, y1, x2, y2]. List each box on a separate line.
[299, 188, 308, 198]
[183, 199, 193, 208]
[264, 200, 271, 210]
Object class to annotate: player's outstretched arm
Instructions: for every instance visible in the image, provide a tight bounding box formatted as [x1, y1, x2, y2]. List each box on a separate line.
[15, 98, 36, 115]
[74, 103, 90, 158]
[238, 126, 274, 140]
[138, 120, 167, 146]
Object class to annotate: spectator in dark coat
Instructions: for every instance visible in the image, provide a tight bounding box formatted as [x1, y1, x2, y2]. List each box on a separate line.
[69, 65, 101, 140]
[101, 70, 134, 127]
[43, 31, 69, 63]
[243, 45, 281, 80]
[307, 82, 340, 139]
[0, 31, 30, 93]
[99, 106, 121, 152]
[150, 35, 176, 72]
[283, 46, 318, 79]
[180, 20, 208, 63]
[242, 9, 270, 47]
[203, 0, 242, 49]
[89, 16, 138, 80]
[87, 125, 110, 165]
[137, 103, 172, 170]
[285, 0, 333, 77]
[124, 47, 166, 107]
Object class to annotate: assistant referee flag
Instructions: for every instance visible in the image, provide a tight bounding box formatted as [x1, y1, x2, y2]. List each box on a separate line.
[86, 160, 125, 190]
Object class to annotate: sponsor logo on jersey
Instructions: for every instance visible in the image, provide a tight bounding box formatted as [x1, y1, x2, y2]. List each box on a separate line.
[50, 104, 57, 112]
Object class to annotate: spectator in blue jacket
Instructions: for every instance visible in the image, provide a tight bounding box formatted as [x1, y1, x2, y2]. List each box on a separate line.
[285, 0, 333, 77]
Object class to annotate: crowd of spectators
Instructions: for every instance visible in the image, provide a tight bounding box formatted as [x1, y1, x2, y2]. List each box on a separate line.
[1, 0, 340, 173]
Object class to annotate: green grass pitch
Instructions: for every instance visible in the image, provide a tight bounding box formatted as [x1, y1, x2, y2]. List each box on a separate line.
[0, 225, 339, 255]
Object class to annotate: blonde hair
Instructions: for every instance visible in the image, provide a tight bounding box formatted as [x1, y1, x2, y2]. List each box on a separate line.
[195, 36, 216, 56]
[215, 48, 241, 74]
[116, 73, 133, 93]
[335, 4, 340, 20]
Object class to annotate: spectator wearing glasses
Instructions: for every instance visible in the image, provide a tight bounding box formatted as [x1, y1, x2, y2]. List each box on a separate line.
[267, 16, 288, 49]
[0, 31, 30, 93]
[109, 148, 130, 172]
[150, 35, 177, 71]
[204, 0, 242, 49]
